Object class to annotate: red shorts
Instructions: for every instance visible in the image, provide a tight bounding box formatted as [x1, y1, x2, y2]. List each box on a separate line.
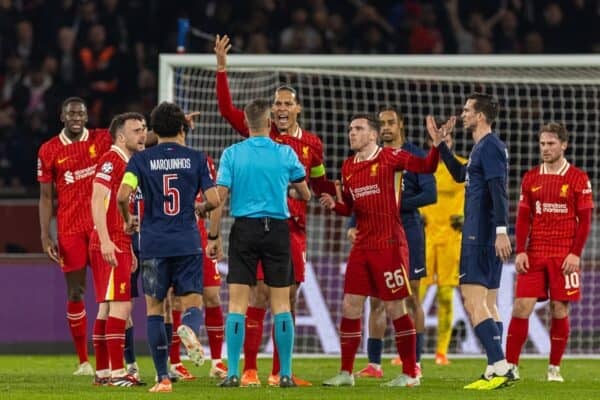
[515, 255, 581, 302]
[203, 255, 222, 287]
[58, 231, 91, 272]
[256, 221, 306, 283]
[90, 249, 133, 303]
[344, 246, 411, 301]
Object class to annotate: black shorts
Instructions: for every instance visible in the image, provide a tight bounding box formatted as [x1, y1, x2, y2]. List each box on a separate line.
[227, 217, 293, 288]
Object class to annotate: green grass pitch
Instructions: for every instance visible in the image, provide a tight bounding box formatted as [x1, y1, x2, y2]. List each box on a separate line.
[1, 355, 598, 399]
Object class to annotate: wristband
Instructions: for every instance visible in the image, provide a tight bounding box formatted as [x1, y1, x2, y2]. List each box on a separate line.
[496, 226, 507, 235]
[208, 233, 219, 240]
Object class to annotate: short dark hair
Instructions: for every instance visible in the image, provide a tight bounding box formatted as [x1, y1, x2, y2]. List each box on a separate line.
[350, 113, 381, 133]
[244, 99, 271, 131]
[467, 92, 498, 124]
[109, 112, 145, 140]
[378, 107, 404, 123]
[540, 122, 569, 143]
[275, 85, 299, 103]
[61, 96, 85, 111]
[150, 102, 186, 138]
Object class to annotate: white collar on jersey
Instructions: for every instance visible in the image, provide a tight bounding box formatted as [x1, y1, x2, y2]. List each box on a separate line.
[110, 145, 130, 163]
[540, 158, 569, 176]
[354, 146, 381, 163]
[281, 124, 302, 139]
[59, 128, 89, 145]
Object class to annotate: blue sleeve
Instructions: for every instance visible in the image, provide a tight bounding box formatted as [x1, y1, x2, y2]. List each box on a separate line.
[216, 148, 233, 188]
[347, 213, 357, 228]
[481, 140, 508, 181]
[401, 172, 437, 211]
[287, 147, 306, 182]
[125, 153, 141, 176]
[488, 177, 509, 228]
[439, 142, 466, 182]
[198, 152, 216, 193]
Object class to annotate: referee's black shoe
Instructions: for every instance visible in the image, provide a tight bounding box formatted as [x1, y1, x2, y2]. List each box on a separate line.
[219, 375, 240, 387]
[280, 375, 297, 388]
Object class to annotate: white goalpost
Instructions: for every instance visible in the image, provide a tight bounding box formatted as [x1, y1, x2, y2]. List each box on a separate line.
[159, 54, 600, 357]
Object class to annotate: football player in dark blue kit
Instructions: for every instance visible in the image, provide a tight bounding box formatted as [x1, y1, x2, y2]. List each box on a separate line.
[117, 102, 221, 393]
[427, 93, 515, 390]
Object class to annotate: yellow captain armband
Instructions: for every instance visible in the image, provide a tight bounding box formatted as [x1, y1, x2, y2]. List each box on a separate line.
[310, 163, 326, 178]
[121, 171, 139, 190]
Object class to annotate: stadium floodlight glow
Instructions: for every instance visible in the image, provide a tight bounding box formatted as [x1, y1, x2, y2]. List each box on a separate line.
[160, 54, 600, 357]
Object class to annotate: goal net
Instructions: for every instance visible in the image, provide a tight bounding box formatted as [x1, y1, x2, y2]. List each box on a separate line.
[159, 54, 600, 357]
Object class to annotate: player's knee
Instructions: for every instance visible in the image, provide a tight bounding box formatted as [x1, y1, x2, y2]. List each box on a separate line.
[342, 296, 363, 319]
[67, 286, 85, 301]
[203, 291, 221, 308]
[249, 284, 269, 308]
[550, 300, 569, 319]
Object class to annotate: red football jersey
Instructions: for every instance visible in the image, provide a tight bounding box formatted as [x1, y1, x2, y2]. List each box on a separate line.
[518, 161, 594, 257]
[216, 71, 324, 228]
[339, 146, 438, 250]
[37, 128, 112, 235]
[89, 146, 132, 251]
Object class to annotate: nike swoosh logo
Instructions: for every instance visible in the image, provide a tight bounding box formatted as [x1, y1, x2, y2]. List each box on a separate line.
[57, 157, 69, 164]
[213, 274, 221, 281]
[567, 290, 578, 296]
[391, 287, 401, 293]
[531, 186, 542, 192]
[414, 267, 425, 274]
[459, 273, 467, 279]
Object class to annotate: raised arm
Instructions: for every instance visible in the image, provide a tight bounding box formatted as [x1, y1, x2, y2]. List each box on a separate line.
[401, 172, 437, 212]
[439, 142, 467, 182]
[215, 34, 250, 136]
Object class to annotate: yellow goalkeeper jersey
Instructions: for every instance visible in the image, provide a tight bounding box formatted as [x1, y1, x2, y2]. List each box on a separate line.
[421, 153, 467, 245]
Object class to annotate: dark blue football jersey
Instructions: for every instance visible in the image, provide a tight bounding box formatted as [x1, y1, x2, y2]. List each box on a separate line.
[400, 142, 436, 227]
[125, 142, 215, 258]
[462, 133, 509, 247]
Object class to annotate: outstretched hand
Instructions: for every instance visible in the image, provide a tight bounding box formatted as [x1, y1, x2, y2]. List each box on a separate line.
[185, 111, 201, 130]
[426, 115, 456, 147]
[214, 34, 232, 72]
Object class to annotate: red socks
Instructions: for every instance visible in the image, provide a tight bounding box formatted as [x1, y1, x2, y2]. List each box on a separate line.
[340, 317, 361, 374]
[243, 307, 266, 371]
[93, 319, 108, 371]
[205, 306, 224, 360]
[67, 300, 88, 363]
[392, 314, 417, 377]
[106, 316, 127, 371]
[506, 317, 529, 365]
[550, 317, 570, 366]
[169, 310, 182, 364]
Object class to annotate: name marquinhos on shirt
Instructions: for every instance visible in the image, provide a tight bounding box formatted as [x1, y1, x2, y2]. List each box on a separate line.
[149, 158, 192, 171]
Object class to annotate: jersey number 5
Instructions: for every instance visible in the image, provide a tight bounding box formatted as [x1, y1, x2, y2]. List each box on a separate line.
[163, 174, 180, 216]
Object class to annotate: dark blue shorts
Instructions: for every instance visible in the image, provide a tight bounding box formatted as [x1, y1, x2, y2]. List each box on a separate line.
[130, 251, 141, 298]
[141, 254, 203, 300]
[459, 245, 502, 289]
[404, 218, 426, 281]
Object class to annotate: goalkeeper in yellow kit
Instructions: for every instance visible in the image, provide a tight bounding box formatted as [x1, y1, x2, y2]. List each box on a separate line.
[419, 132, 466, 366]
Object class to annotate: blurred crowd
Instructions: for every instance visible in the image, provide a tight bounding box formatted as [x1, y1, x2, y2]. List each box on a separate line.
[0, 0, 598, 195]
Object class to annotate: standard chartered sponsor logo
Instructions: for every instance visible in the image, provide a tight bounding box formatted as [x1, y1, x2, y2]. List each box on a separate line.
[64, 165, 96, 184]
[350, 184, 381, 199]
[542, 202, 568, 214]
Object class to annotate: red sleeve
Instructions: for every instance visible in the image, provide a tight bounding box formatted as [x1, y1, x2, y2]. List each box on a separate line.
[575, 171, 594, 210]
[310, 175, 337, 196]
[93, 155, 115, 189]
[206, 154, 217, 181]
[515, 204, 531, 253]
[570, 208, 592, 256]
[37, 143, 54, 183]
[216, 71, 250, 137]
[404, 146, 439, 174]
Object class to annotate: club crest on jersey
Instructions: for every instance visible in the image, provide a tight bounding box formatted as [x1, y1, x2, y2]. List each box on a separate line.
[560, 184, 569, 197]
[120, 282, 127, 294]
[370, 163, 379, 176]
[89, 144, 97, 158]
[302, 146, 310, 159]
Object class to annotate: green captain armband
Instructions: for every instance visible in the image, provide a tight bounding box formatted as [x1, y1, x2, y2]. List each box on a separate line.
[121, 171, 139, 190]
[310, 163, 326, 178]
